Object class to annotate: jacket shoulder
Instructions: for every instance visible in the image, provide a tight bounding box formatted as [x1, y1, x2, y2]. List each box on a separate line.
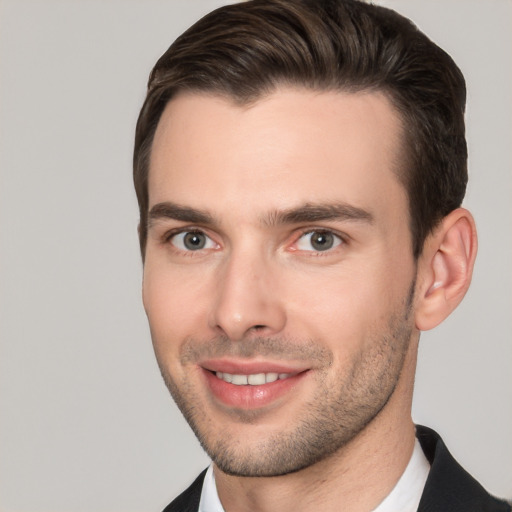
[417, 425, 511, 512]
[162, 469, 207, 512]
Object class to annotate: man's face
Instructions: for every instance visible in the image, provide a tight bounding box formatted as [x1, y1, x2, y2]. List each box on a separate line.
[143, 88, 418, 477]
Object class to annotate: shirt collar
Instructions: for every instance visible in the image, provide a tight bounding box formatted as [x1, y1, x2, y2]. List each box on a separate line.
[198, 438, 430, 512]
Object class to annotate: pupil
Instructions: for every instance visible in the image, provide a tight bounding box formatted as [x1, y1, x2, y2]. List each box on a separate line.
[312, 232, 333, 251]
[184, 232, 205, 250]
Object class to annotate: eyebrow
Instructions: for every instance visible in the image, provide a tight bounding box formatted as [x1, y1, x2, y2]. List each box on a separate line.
[148, 201, 373, 229]
[262, 202, 374, 226]
[148, 202, 215, 228]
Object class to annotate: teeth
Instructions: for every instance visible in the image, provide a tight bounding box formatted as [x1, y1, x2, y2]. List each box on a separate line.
[231, 374, 248, 385]
[221, 372, 233, 383]
[247, 373, 265, 385]
[216, 371, 291, 385]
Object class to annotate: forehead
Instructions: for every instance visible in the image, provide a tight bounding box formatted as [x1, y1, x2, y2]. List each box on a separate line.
[149, 88, 406, 219]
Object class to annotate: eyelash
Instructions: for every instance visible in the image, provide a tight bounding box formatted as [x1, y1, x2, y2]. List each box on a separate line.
[292, 229, 346, 255]
[163, 228, 218, 253]
[162, 227, 347, 256]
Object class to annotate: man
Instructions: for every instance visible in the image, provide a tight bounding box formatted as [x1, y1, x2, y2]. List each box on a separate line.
[133, 0, 510, 510]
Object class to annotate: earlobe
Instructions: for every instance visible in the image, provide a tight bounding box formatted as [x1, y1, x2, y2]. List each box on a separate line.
[415, 208, 477, 331]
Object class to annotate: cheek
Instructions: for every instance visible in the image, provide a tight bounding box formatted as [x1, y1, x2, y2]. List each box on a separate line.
[142, 263, 211, 354]
[283, 260, 408, 351]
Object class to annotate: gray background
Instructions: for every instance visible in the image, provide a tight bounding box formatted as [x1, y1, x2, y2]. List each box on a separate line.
[0, 1, 510, 510]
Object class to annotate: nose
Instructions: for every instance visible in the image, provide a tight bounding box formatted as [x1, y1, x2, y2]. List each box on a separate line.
[209, 250, 287, 341]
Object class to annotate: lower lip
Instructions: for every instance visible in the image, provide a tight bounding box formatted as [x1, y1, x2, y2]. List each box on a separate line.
[202, 369, 308, 410]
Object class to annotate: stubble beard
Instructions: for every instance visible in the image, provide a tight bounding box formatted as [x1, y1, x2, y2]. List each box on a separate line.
[155, 284, 415, 478]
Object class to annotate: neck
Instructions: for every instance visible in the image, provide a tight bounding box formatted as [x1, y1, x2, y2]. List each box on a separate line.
[214, 337, 419, 512]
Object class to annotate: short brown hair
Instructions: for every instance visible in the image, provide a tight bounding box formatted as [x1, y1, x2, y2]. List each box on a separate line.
[134, 0, 467, 258]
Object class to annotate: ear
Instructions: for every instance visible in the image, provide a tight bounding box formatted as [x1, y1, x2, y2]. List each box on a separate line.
[415, 208, 477, 331]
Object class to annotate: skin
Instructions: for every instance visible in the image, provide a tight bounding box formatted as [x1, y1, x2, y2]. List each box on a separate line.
[142, 88, 476, 511]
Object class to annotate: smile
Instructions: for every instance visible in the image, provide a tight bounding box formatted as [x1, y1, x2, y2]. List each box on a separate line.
[202, 363, 309, 409]
[215, 371, 294, 386]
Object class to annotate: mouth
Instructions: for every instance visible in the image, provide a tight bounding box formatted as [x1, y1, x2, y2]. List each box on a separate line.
[200, 360, 310, 410]
[215, 371, 295, 386]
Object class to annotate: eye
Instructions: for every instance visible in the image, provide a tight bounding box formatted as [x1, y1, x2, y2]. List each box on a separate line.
[295, 230, 343, 252]
[169, 230, 217, 251]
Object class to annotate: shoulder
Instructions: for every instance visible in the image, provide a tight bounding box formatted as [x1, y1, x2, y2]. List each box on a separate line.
[417, 425, 511, 512]
[162, 469, 207, 512]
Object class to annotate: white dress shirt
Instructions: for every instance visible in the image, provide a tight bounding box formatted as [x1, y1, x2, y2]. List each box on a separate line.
[198, 438, 430, 512]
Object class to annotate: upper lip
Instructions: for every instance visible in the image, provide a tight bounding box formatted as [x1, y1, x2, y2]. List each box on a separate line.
[200, 358, 310, 375]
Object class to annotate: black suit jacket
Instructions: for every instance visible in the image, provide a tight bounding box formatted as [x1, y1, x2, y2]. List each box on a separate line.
[162, 426, 511, 512]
